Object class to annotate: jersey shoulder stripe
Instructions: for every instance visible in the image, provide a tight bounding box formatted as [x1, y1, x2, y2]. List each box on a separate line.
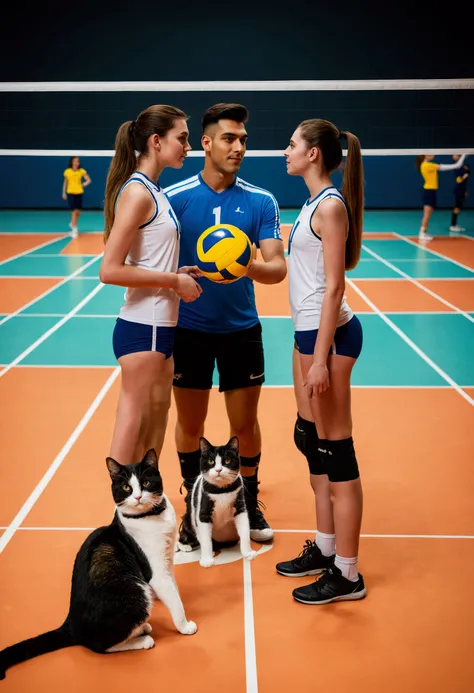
[165, 178, 201, 197]
[163, 175, 199, 195]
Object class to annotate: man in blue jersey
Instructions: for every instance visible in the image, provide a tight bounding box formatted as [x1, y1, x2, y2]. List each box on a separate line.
[165, 103, 286, 545]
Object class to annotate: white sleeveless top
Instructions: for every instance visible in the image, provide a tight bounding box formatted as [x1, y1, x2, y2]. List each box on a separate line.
[118, 172, 180, 327]
[288, 186, 353, 331]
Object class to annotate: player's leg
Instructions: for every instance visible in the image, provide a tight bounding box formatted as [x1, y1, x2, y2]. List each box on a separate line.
[109, 324, 175, 465]
[450, 194, 465, 233]
[419, 204, 434, 241]
[292, 317, 366, 605]
[218, 323, 273, 542]
[172, 327, 215, 494]
[276, 344, 335, 577]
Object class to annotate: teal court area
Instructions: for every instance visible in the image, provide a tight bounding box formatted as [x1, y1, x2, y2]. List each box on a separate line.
[0, 210, 473, 389]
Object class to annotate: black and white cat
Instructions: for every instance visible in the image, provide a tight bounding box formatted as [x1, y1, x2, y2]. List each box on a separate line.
[178, 436, 257, 568]
[0, 449, 196, 680]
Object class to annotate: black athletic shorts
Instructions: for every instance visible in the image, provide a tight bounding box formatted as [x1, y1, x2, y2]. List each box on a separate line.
[173, 322, 265, 392]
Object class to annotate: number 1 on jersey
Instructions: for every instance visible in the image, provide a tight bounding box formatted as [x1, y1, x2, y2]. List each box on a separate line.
[213, 206, 222, 226]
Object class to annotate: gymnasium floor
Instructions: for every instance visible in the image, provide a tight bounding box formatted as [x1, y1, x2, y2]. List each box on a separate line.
[0, 209, 473, 692]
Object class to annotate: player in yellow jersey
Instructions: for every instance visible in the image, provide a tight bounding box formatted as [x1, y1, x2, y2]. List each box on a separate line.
[415, 153, 467, 242]
[62, 156, 91, 238]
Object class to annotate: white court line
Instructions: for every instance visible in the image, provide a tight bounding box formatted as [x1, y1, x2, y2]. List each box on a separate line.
[1, 371, 469, 386]
[0, 281, 105, 378]
[393, 232, 474, 273]
[0, 255, 102, 328]
[346, 278, 474, 406]
[0, 275, 98, 279]
[243, 560, 258, 693]
[29, 253, 98, 258]
[361, 244, 474, 324]
[2, 527, 473, 539]
[1, 311, 466, 319]
[0, 368, 120, 554]
[0, 234, 69, 266]
[273, 530, 474, 539]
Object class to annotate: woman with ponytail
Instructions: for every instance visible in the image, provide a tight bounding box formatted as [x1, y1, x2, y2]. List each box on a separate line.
[415, 153, 468, 241]
[100, 105, 202, 466]
[276, 120, 366, 605]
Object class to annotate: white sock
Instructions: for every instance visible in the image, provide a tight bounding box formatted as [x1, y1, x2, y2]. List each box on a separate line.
[334, 554, 359, 581]
[315, 530, 335, 557]
[419, 227, 427, 235]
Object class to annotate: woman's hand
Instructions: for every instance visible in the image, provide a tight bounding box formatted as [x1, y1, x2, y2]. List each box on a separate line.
[175, 274, 202, 302]
[177, 265, 202, 279]
[305, 363, 330, 397]
[62, 193, 67, 200]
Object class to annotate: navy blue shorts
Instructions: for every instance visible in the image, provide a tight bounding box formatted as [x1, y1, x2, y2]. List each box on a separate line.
[422, 189, 437, 208]
[113, 318, 175, 360]
[67, 193, 83, 210]
[295, 315, 363, 359]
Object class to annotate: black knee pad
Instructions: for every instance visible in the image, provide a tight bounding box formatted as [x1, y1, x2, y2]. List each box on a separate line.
[294, 414, 325, 475]
[318, 437, 360, 482]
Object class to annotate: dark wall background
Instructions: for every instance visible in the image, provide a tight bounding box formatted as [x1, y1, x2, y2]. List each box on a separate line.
[2, 0, 473, 82]
[1, 0, 473, 208]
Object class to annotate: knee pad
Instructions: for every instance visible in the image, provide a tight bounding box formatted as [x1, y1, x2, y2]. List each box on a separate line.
[318, 437, 360, 482]
[294, 414, 325, 475]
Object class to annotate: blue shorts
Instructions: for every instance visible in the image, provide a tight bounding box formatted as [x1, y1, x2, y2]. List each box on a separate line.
[295, 315, 363, 359]
[113, 318, 175, 360]
[422, 189, 437, 208]
[67, 193, 83, 210]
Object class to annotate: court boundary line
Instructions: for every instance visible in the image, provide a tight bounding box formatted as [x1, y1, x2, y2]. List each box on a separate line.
[0, 369, 470, 387]
[393, 232, 474, 272]
[346, 278, 474, 406]
[0, 281, 105, 377]
[361, 243, 474, 324]
[0, 255, 102, 328]
[0, 368, 120, 554]
[0, 234, 70, 267]
[243, 561, 258, 693]
[3, 527, 473, 539]
[2, 311, 472, 319]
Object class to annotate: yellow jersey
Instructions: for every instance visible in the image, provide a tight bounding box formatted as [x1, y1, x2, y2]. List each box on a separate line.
[64, 168, 87, 194]
[420, 161, 439, 190]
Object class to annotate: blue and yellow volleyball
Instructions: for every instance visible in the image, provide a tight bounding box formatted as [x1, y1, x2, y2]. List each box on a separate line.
[196, 224, 252, 283]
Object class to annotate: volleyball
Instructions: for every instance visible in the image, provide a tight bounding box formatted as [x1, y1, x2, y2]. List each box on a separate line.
[196, 224, 253, 283]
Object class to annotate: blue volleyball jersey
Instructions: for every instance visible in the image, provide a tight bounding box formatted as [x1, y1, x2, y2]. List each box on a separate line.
[164, 173, 281, 333]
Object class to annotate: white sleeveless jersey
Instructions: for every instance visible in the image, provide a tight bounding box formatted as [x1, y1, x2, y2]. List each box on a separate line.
[118, 172, 180, 326]
[288, 186, 353, 331]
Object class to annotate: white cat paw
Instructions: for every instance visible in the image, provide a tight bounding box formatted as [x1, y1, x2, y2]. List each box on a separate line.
[243, 550, 258, 561]
[199, 557, 215, 568]
[142, 623, 153, 634]
[179, 620, 198, 635]
[177, 542, 195, 553]
[142, 635, 155, 649]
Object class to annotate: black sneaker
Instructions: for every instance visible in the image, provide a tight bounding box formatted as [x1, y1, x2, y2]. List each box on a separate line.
[243, 477, 274, 543]
[276, 540, 334, 577]
[292, 563, 366, 605]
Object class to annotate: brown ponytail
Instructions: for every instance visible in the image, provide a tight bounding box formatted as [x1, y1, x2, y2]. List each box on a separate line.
[104, 122, 136, 241]
[341, 131, 364, 270]
[299, 119, 364, 270]
[103, 104, 187, 242]
[415, 155, 425, 172]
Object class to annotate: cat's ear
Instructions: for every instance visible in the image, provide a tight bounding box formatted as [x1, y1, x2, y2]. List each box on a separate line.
[142, 449, 158, 470]
[199, 437, 212, 455]
[106, 457, 123, 480]
[227, 436, 239, 453]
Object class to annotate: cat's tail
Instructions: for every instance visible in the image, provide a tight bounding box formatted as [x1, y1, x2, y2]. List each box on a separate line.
[0, 621, 77, 680]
